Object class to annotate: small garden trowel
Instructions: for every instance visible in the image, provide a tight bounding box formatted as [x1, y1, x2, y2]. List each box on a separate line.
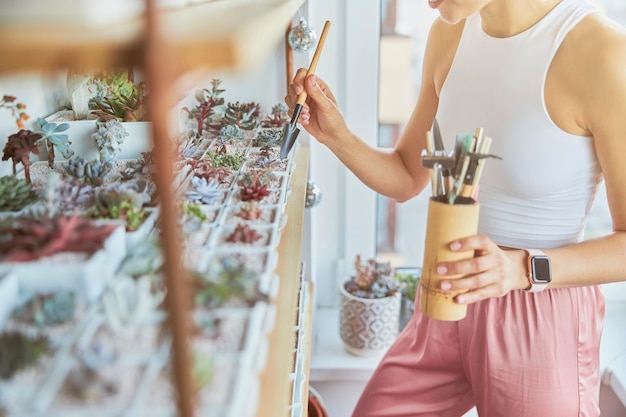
[280, 20, 331, 159]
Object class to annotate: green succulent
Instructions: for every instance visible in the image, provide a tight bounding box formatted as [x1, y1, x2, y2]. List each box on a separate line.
[0, 175, 39, 212]
[0, 331, 50, 380]
[13, 293, 77, 326]
[182, 201, 207, 222]
[222, 101, 260, 130]
[205, 151, 246, 170]
[192, 351, 214, 391]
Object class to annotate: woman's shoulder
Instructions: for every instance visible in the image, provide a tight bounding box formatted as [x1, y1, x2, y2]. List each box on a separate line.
[562, 12, 626, 67]
[424, 18, 465, 93]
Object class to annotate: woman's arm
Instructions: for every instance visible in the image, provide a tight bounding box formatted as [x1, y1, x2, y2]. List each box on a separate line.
[285, 18, 462, 201]
[437, 13, 626, 302]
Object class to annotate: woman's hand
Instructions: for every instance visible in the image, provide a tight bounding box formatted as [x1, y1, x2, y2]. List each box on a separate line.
[436, 234, 531, 304]
[284, 69, 350, 144]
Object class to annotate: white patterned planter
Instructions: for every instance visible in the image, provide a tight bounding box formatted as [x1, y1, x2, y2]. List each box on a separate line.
[339, 284, 401, 357]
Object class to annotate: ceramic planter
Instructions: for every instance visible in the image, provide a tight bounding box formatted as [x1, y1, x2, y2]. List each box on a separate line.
[0, 224, 125, 302]
[339, 285, 402, 357]
[44, 111, 152, 161]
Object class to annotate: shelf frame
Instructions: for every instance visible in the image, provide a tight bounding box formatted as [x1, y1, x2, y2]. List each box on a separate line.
[257, 146, 310, 417]
[0, 0, 305, 75]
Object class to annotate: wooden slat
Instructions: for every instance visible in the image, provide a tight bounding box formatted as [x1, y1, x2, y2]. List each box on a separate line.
[256, 146, 309, 417]
[301, 280, 315, 417]
[0, 0, 304, 74]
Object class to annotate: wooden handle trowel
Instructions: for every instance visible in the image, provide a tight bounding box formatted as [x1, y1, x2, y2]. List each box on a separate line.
[280, 20, 331, 159]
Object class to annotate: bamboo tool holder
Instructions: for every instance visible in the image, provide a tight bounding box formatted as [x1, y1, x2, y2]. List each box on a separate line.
[419, 198, 480, 321]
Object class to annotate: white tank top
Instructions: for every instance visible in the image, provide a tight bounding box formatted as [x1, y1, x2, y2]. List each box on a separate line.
[436, 0, 602, 249]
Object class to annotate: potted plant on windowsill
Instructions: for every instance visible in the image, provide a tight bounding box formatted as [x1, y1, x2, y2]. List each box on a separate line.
[339, 255, 403, 357]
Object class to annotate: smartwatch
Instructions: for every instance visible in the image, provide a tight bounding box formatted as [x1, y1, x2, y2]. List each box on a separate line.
[524, 249, 552, 292]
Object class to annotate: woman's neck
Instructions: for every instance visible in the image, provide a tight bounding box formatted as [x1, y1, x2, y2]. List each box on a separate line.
[480, 0, 563, 37]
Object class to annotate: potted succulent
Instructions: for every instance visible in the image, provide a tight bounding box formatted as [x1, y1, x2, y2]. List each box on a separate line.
[46, 68, 152, 161]
[182, 78, 225, 138]
[0, 214, 125, 301]
[1, 129, 42, 183]
[0, 175, 39, 216]
[339, 255, 403, 356]
[394, 266, 422, 331]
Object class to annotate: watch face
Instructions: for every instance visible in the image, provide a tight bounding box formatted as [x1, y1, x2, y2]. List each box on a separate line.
[531, 256, 552, 283]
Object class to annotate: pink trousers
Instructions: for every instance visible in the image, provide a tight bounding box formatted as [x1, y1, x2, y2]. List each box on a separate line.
[351, 286, 605, 417]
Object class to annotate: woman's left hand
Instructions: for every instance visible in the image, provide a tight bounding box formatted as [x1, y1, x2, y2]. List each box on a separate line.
[436, 234, 530, 304]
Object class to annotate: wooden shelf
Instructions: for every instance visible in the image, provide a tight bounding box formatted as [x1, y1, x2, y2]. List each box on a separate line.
[257, 146, 309, 417]
[0, 0, 304, 74]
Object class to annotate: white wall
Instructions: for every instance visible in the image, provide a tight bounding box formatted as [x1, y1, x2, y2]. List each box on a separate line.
[0, 71, 67, 176]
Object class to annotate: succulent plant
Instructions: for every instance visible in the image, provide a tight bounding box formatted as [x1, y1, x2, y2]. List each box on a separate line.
[1, 129, 42, 183]
[28, 173, 94, 218]
[261, 103, 289, 128]
[218, 124, 244, 141]
[0, 331, 50, 380]
[91, 200, 148, 232]
[190, 160, 234, 185]
[190, 258, 267, 309]
[0, 214, 117, 262]
[225, 223, 263, 244]
[92, 119, 129, 166]
[12, 292, 77, 326]
[0, 175, 39, 212]
[92, 68, 149, 122]
[213, 138, 231, 155]
[95, 179, 151, 211]
[192, 351, 214, 391]
[237, 202, 263, 220]
[186, 176, 222, 205]
[103, 276, 164, 338]
[36, 117, 73, 167]
[51, 175, 95, 215]
[183, 79, 225, 137]
[63, 156, 112, 186]
[118, 237, 163, 278]
[205, 150, 246, 170]
[254, 127, 283, 147]
[395, 267, 421, 302]
[1, 95, 30, 129]
[240, 168, 273, 186]
[182, 201, 208, 222]
[222, 101, 261, 130]
[344, 255, 403, 299]
[238, 170, 271, 202]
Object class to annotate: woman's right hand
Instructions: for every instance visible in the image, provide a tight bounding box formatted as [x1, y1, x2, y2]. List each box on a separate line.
[284, 68, 350, 145]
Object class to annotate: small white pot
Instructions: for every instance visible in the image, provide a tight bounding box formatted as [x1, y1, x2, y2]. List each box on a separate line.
[339, 284, 402, 357]
[44, 110, 153, 161]
[0, 224, 125, 302]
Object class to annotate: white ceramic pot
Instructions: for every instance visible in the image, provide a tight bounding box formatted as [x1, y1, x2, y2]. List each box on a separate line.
[0, 224, 125, 302]
[44, 110, 153, 161]
[339, 284, 402, 357]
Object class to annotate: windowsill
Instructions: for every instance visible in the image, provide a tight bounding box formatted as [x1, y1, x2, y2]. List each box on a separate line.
[311, 301, 626, 406]
[309, 307, 388, 382]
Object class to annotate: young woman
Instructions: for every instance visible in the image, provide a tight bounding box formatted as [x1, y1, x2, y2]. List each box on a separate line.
[285, 0, 626, 415]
